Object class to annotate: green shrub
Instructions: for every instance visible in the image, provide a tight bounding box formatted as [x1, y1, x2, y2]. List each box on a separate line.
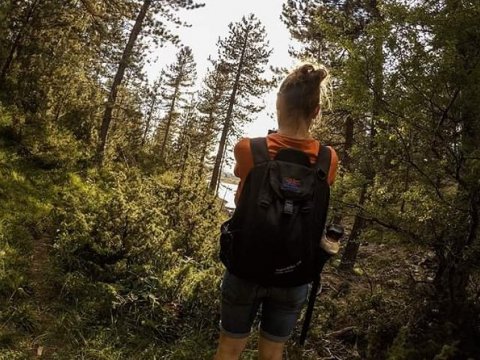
[52, 169, 225, 349]
[20, 121, 86, 169]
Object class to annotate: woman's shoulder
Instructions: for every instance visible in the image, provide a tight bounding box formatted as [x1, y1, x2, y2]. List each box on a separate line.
[326, 145, 338, 158]
[234, 137, 251, 157]
[325, 145, 338, 185]
[233, 138, 254, 178]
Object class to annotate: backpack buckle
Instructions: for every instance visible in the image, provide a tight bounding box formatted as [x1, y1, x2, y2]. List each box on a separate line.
[283, 199, 294, 214]
[300, 205, 312, 213]
[259, 197, 271, 207]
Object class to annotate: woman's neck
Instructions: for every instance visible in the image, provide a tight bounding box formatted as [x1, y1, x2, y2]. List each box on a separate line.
[277, 120, 312, 139]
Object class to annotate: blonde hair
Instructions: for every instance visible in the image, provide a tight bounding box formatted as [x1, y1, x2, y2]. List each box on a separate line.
[278, 63, 331, 121]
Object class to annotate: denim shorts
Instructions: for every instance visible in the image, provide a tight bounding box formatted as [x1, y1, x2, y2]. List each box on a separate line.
[220, 271, 309, 343]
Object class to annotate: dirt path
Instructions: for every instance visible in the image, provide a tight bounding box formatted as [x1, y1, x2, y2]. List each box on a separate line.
[31, 236, 50, 301]
[29, 235, 56, 357]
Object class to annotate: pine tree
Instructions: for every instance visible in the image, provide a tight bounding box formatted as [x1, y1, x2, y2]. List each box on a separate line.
[196, 63, 229, 177]
[96, 0, 152, 165]
[0, 0, 133, 164]
[285, 3, 480, 350]
[142, 75, 163, 147]
[96, 0, 204, 166]
[156, 46, 197, 164]
[208, 14, 273, 192]
[0, 0, 40, 87]
[174, 95, 198, 190]
[384, 0, 480, 316]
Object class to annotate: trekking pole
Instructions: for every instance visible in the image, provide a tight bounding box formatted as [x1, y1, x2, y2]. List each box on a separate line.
[299, 275, 321, 345]
[299, 225, 344, 345]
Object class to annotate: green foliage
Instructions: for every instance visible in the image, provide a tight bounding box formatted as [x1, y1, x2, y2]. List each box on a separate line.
[0, 147, 52, 296]
[49, 167, 224, 353]
[0, 349, 28, 360]
[0, 1, 267, 357]
[20, 121, 86, 169]
[0, 128, 226, 355]
[387, 325, 462, 360]
[283, 0, 480, 357]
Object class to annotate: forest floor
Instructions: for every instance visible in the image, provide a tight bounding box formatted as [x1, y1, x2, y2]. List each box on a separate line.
[284, 240, 433, 360]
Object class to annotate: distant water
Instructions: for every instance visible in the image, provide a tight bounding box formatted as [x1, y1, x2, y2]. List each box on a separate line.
[218, 182, 237, 209]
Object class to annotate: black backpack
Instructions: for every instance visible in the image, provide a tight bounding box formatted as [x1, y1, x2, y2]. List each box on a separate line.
[220, 137, 332, 287]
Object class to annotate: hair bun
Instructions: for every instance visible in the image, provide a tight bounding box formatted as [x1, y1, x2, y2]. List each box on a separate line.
[298, 64, 328, 84]
[317, 68, 328, 82]
[299, 64, 316, 75]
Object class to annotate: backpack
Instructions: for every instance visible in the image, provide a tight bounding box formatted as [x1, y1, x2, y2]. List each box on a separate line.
[219, 137, 332, 287]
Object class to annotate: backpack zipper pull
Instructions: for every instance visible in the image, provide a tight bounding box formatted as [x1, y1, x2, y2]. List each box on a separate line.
[283, 199, 294, 214]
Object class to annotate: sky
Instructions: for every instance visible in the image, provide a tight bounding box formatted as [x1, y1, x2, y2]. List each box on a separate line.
[145, 0, 301, 139]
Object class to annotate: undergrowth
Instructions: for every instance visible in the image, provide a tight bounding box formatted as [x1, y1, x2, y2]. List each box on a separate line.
[1, 117, 476, 359]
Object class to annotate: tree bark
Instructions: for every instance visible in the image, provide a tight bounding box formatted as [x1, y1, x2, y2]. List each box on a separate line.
[340, 182, 368, 270]
[331, 114, 354, 224]
[159, 84, 179, 162]
[343, 115, 354, 167]
[176, 140, 190, 198]
[209, 34, 249, 192]
[96, 0, 151, 165]
[141, 93, 157, 147]
[198, 77, 223, 177]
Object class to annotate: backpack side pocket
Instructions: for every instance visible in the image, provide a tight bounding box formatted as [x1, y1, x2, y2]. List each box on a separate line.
[219, 220, 237, 270]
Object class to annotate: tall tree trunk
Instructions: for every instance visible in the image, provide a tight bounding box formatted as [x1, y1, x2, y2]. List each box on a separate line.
[141, 94, 157, 147]
[400, 166, 410, 213]
[198, 82, 222, 177]
[340, 182, 368, 269]
[198, 140, 208, 178]
[216, 141, 228, 196]
[340, 1, 383, 270]
[198, 112, 216, 177]
[331, 114, 354, 224]
[209, 34, 249, 192]
[176, 140, 190, 198]
[96, 0, 151, 165]
[339, 97, 380, 270]
[343, 115, 354, 167]
[159, 85, 179, 162]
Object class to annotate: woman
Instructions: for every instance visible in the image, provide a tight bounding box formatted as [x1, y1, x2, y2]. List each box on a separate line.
[215, 64, 338, 360]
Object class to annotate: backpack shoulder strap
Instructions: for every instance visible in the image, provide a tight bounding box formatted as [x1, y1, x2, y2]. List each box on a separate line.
[250, 137, 270, 165]
[315, 145, 332, 180]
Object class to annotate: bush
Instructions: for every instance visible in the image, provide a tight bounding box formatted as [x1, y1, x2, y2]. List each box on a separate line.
[51, 169, 225, 349]
[20, 122, 86, 169]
